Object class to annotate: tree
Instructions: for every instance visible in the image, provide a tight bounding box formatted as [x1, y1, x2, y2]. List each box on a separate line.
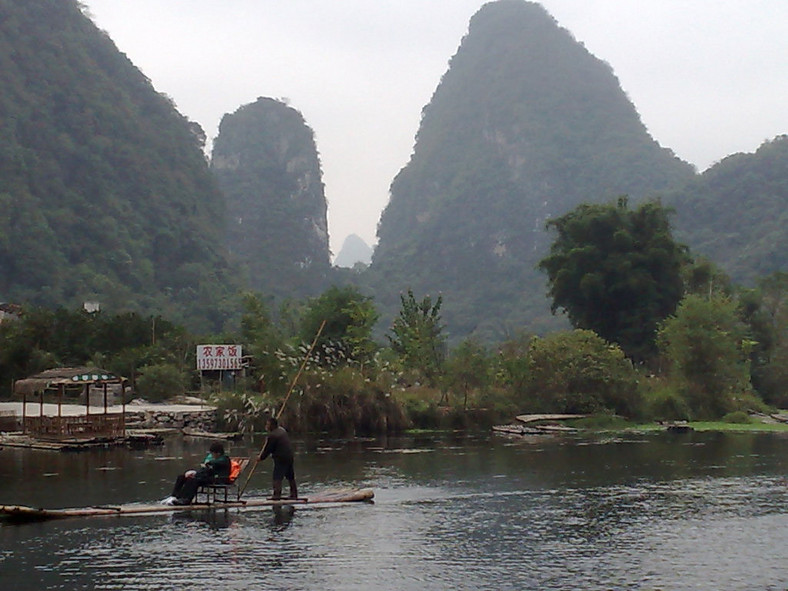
[135, 363, 186, 403]
[658, 294, 753, 419]
[239, 292, 285, 394]
[444, 339, 491, 409]
[738, 272, 788, 406]
[539, 197, 688, 361]
[298, 286, 379, 367]
[682, 257, 734, 299]
[387, 290, 446, 386]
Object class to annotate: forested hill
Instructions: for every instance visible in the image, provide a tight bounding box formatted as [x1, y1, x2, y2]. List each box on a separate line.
[667, 135, 788, 285]
[211, 98, 331, 300]
[369, 0, 694, 340]
[0, 0, 238, 331]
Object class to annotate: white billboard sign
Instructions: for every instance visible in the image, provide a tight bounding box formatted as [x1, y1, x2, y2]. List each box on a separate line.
[196, 344, 243, 371]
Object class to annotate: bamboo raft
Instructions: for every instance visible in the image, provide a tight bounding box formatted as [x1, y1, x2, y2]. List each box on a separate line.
[0, 488, 374, 523]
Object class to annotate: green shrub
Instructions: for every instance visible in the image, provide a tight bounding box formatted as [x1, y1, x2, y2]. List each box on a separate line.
[475, 387, 520, 424]
[134, 363, 185, 402]
[722, 410, 752, 424]
[519, 330, 640, 417]
[658, 295, 753, 419]
[283, 367, 409, 435]
[211, 391, 274, 433]
[399, 392, 439, 429]
[641, 381, 691, 422]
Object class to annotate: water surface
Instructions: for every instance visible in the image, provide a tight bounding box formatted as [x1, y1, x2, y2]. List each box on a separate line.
[1, 430, 786, 590]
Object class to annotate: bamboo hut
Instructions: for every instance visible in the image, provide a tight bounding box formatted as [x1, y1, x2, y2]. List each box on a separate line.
[14, 367, 127, 440]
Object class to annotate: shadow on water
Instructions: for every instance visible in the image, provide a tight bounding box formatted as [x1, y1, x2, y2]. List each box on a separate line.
[169, 508, 237, 530]
[165, 504, 296, 530]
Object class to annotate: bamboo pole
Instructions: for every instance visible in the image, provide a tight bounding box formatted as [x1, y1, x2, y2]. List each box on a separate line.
[238, 319, 326, 499]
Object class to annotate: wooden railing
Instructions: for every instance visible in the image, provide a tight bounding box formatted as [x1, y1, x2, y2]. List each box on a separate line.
[0, 410, 20, 432]
[24, 414, 124, 439]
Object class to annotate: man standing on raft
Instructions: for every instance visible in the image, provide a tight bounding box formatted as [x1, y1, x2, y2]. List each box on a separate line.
[259, 417, 298, 500]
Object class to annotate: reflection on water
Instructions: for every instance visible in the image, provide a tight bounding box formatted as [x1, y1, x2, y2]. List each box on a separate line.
[1, 431, 787, 590]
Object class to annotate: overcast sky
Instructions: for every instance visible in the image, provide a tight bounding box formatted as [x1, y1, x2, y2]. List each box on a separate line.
[81, 0, 788, 257]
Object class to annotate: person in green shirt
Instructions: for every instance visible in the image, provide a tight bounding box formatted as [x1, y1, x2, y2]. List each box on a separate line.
[163, 441, 231, 505]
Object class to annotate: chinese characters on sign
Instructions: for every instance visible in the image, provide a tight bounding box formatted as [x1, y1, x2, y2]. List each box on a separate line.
[196, 345, 243, 371]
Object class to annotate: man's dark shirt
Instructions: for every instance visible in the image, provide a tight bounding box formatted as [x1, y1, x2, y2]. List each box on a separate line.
[260, 426, 294, 463]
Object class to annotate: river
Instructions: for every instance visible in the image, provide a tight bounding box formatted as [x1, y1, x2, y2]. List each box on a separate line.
[1, 430, 787, 590]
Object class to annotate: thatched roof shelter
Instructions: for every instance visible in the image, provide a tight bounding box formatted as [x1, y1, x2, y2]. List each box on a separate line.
[14, 367, 127, 439]
[14, 366, 124, 396]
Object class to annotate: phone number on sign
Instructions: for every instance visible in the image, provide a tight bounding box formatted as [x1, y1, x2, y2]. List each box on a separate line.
[197, 358, 242, 370]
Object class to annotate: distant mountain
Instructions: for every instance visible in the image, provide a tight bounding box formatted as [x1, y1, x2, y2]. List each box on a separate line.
[668, 135, 788, 284]
[0, 0, 238, 331]
[334, 234, 373, 268]
[211, 97, 331, 300]
[368, 0, 694, 341]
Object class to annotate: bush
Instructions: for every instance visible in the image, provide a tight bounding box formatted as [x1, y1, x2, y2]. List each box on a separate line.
[518, 330, 641, 417]
[641, 381, 691, 422]
[211, 391, 274, 433]
[397, 388, 440, 429]
[475, 386, 520, 425]
[658, 295, 753, 419]
[283, 366, 409, 435]
[134, 363, 186, 402]
[722, 411, 752, 424]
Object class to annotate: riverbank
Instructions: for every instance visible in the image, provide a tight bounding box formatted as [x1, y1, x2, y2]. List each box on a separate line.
[630, 420, 788, 433]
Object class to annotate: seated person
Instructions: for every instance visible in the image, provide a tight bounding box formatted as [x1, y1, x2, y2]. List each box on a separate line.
[162, 441, 231, 505]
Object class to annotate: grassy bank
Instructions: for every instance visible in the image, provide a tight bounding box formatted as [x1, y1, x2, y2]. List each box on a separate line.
[623, 418, 788, 433]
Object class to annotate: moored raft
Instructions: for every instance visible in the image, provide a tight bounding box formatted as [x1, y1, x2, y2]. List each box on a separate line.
[0, 488, 374, 523]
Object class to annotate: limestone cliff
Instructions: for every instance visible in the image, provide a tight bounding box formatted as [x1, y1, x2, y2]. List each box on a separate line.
[211, 97, 331, 299]
[369, 0, 694, 340]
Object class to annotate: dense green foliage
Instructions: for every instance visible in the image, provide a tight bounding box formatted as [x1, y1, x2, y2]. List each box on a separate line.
[539, 198, 687, 360]
[0, 0, 239, 331]
[368, 0, 693, 342]
[500, 330, 640, 416]
[668, 136, 788, 285]
[658, 295, 754, 419]
[737, 272, 788, 407]
[444, 339, 491, 410]
[211, 97, 331, 301]
[298, 285, 379, 367]
[1, 272, 785, 432]
[0, 306, 191, 399]
[135, 363, 187, 403]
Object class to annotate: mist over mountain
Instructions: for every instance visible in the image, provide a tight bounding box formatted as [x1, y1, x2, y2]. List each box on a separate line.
[368, 0, 694, 340]
[210, 97, 331, 300]
[334, 234, 373, 268]
[0, 0, 238, 331]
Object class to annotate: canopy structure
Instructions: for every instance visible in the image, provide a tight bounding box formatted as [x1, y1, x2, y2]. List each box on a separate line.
[14, 367, 127, 440]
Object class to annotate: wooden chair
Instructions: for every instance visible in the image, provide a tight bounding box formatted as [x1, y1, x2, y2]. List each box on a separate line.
[196, 457, 250, 504]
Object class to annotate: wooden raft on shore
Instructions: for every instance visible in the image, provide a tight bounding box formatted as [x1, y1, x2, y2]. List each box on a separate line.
[493, 413, 588, 436]
[0, 488, 374, 523]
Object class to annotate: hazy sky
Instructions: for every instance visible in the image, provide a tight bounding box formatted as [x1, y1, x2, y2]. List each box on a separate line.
[81, 1, 788, 256]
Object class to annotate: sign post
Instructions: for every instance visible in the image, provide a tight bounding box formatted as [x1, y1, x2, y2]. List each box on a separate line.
[196, 345, 243, 393]
[196, 345, 243, 371]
